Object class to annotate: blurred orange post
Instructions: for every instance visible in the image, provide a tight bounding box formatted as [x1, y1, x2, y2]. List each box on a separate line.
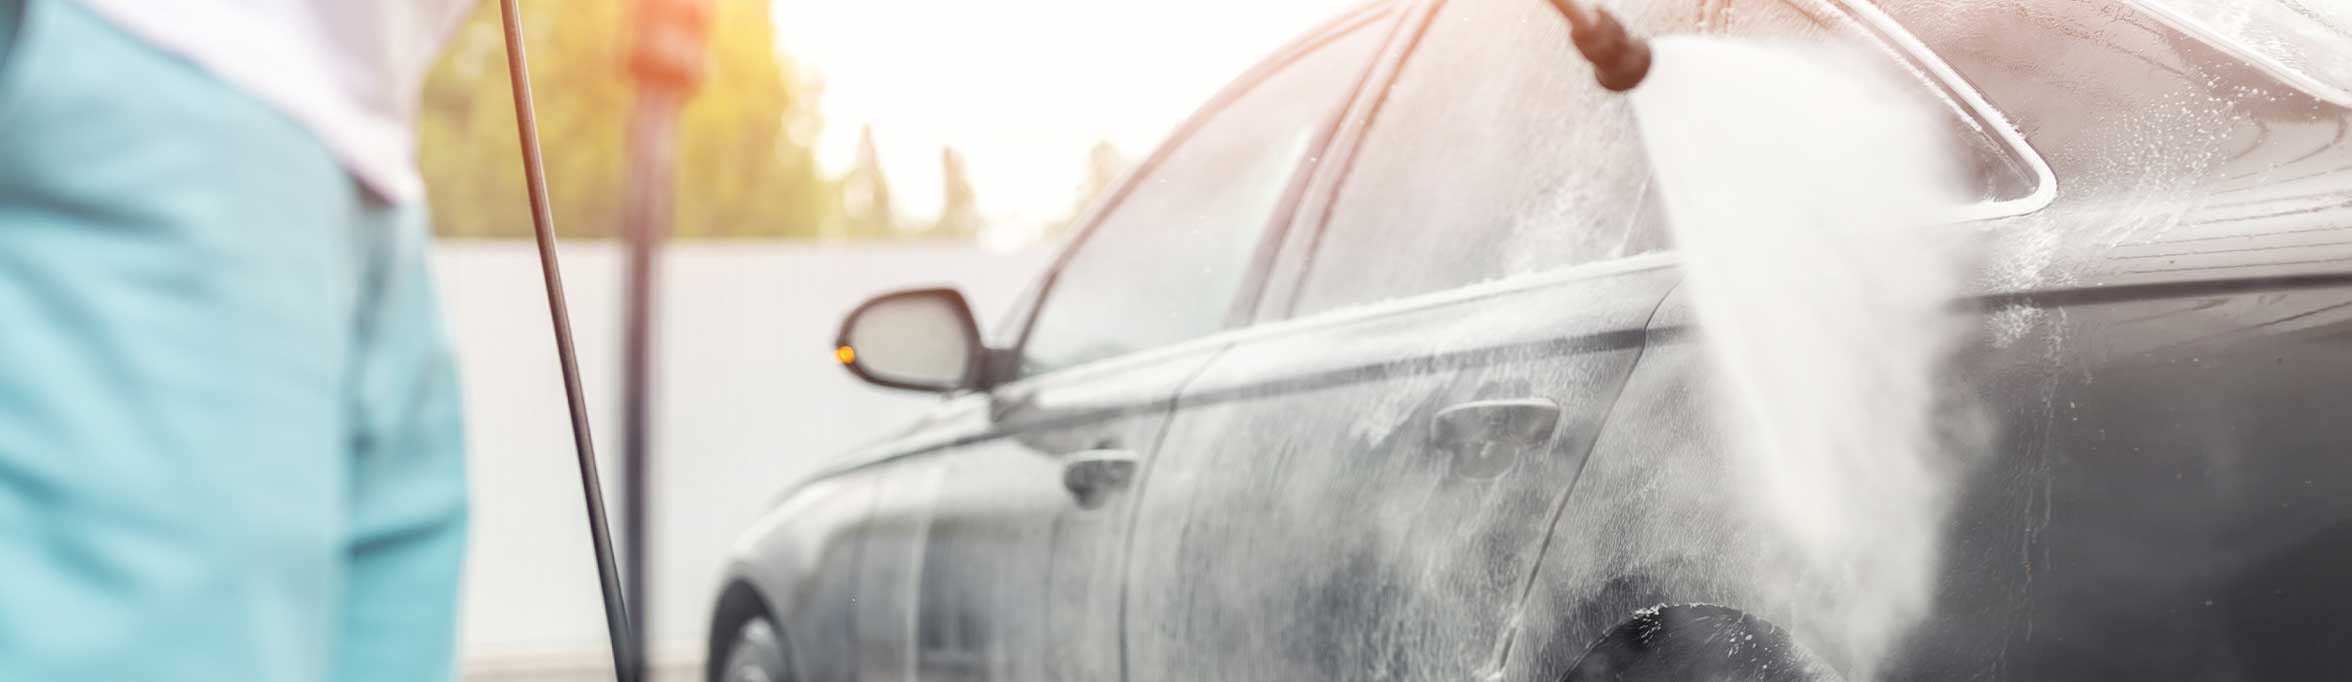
[618, 0, 712, 680]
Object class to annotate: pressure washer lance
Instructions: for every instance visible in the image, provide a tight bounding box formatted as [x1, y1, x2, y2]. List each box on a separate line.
[1545, 0, 1652, 92]
[492, 0, 632, 677]
[494, 0, 714, 680]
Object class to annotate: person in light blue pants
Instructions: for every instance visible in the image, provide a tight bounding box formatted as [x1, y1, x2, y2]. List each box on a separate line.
[0, 1, 468, 680]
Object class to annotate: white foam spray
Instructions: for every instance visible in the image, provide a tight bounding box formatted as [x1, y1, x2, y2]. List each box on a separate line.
[1632, 36, 1983, 681]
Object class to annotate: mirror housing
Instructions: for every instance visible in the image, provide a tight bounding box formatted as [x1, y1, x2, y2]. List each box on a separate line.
[835, 287, 988, 393]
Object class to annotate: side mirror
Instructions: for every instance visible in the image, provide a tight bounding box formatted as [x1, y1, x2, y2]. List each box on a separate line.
[835, 287, 987, 393]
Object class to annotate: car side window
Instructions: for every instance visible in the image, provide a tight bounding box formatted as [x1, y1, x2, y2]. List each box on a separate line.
[1688, 0, 2047, 209]
[1289, 0, 2045, 315]
[1018, 23, 1384, 377]
[1289, 0, 1665, 315]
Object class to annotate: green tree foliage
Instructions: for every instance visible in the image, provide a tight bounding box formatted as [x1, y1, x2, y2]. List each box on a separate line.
[419, 0, 835, 239]
[830, 125, 897, 239]
[1052, 139, 1131, 234]
[928, 146, 983, 240]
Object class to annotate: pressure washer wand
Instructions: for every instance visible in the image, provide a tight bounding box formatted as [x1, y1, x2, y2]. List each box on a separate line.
[493, 0, 635, 677]
[1544, 0, 1653, 92]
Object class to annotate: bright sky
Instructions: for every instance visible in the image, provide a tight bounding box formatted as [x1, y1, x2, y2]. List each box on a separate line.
[770, 0, 1363, 246]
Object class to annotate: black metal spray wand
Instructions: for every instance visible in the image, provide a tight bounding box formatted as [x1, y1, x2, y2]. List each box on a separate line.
[494, 0, 711, 680]
[492, 0, 633, 676]
[1545, 0, 1653, 92]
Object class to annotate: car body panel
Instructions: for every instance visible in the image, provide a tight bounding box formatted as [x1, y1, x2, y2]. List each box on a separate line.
[1123, 260, 1675, 681]
[880, 343, 1221, 682]
[730, 473, 882, 682]
[1507, 274, 2352, 682]
[749, 342, 1227, 682]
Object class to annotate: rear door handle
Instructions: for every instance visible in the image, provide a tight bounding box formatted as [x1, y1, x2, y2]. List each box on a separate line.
[1063, 450, 1138, 509]
[1431, 398, 1563, 478]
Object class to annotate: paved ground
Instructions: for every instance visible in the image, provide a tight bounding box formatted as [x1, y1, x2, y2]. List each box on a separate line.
[461, 648, 698, 682]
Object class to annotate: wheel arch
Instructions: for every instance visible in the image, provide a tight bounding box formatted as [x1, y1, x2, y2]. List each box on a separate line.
[705, 577, 790, 682]
[707, 468, 893, 681]
[1561, 603, 1833, 682]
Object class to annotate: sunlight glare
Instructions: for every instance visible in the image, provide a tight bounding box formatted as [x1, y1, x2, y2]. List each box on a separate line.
[771, 0, 1364, 243]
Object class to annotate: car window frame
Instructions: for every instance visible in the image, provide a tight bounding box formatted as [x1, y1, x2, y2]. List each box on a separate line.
[1253, 0, 2055, 322]
[996, 2, 1401, 386]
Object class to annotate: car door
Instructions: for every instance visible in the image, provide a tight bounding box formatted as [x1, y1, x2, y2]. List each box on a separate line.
[844, 11, 1392, 681]
[1120, 0, 1681, 679]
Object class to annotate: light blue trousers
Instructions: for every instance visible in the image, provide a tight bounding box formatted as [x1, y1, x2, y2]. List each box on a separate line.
[0, 1, 468, 680]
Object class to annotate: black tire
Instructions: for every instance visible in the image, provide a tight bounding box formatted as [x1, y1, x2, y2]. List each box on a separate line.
[1562, 604, 1828, 682]
[715, 616, 793, 682]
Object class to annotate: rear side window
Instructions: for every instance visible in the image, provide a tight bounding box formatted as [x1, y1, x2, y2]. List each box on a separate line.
[1019, 23, 1385, 377]
[1290, 0, 2047, 314]
[1686, 0, 2048, 212]
[1290, 0, 1666, 315]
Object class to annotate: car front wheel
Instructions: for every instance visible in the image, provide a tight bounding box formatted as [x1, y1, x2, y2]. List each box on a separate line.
[715, 616, 792, 682]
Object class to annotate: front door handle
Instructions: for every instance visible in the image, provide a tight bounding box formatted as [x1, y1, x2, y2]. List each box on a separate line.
[1431, 398, 1563, 478]
[1063, 450, 1138, 510]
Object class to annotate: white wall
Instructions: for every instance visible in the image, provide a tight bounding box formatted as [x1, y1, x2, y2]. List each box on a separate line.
[433, 242, 1049, 677]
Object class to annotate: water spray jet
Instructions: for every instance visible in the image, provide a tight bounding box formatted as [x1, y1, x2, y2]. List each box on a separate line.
[1539, 3, 1989, 679]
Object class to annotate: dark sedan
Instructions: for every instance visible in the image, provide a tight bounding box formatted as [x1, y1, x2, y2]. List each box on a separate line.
[706, 0, 2352, 680]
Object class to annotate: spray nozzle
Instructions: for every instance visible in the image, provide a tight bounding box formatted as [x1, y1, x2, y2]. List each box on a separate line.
[1546, 0, 1651, 92]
